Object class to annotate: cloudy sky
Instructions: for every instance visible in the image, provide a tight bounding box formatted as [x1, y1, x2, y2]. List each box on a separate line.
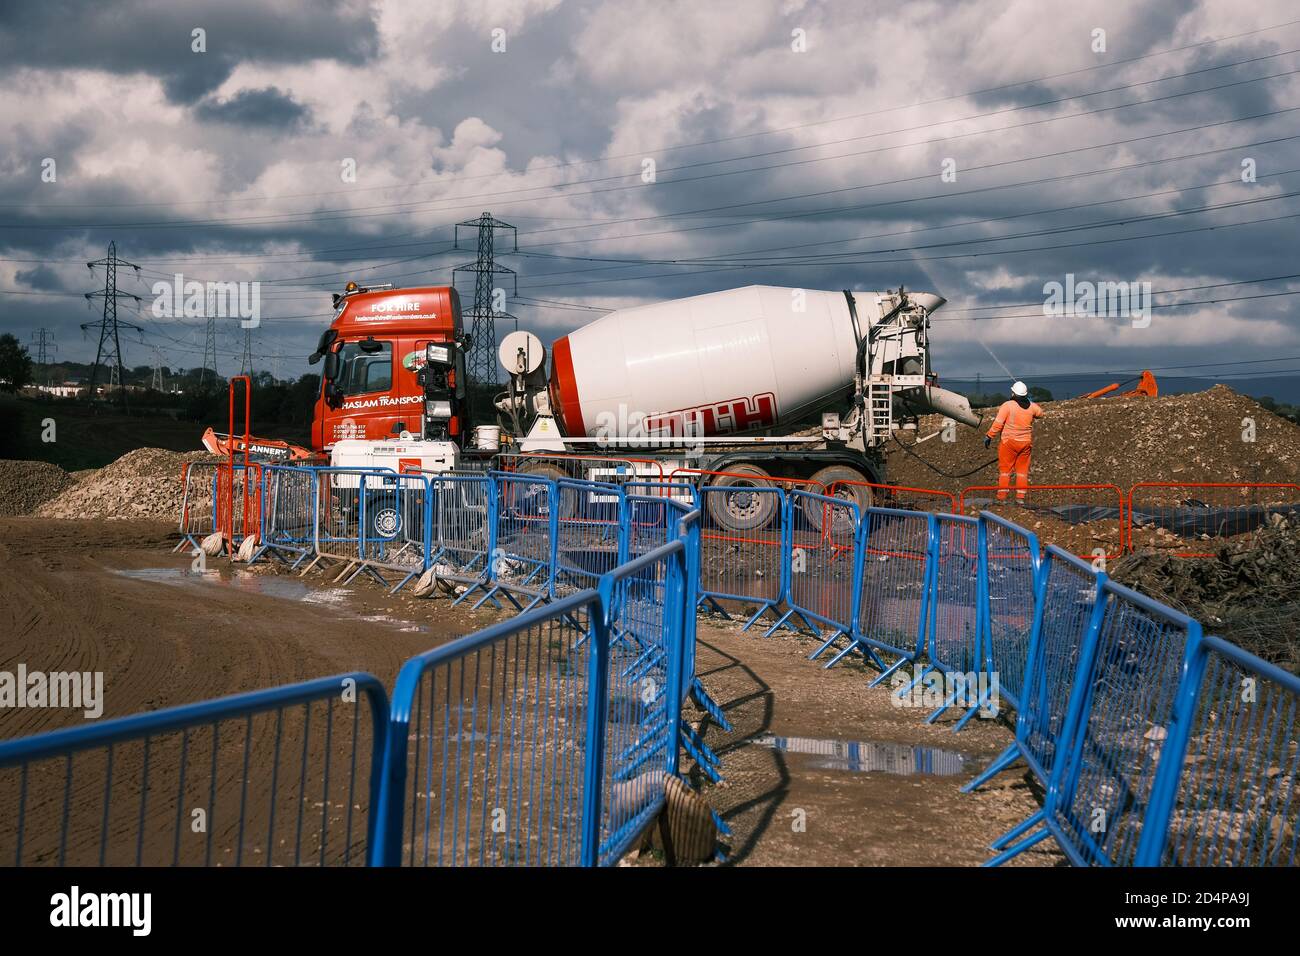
[2, 0, 1299, 397]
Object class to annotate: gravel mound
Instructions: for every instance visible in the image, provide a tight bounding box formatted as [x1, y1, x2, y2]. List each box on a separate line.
[0, 459, 79, 515]
[35, 448, 219, 521]
[886, 385, 1300, 496]
[1112, 515, 1300, 671]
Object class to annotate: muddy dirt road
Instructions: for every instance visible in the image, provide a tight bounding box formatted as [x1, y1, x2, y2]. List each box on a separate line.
[0, 518, 502, 738]
[680, 624, 1061, 866]
[0, 518, 515, 866]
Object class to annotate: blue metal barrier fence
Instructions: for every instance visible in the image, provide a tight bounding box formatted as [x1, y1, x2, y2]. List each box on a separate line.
[7, 467, 1299, 869]
[0, 674, 389, 867]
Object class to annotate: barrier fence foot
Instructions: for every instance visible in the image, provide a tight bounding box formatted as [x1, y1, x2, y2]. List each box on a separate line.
[898, 664, 933, 699]
[763, 606, 816, 638]
[991, 809, 1044, 852]
[763, 608, 796, 638]
[698, 595, 733, 621]
[952, 699, 986, 733]
[451, 581, 490, 607]
[471, 585, 522, 612]
[925, 681, 966, 724]
[710, 808, 732, 837]
[808, 630, 846, 660]
[983, 825, 1051, 867]
[689, 678, 731, 732]
[741, 602, 780, 633]
[680, 724, 723, 783]
[824, 637, 888, 672]
[866, 655, 909, 688]
[389, 568, 420, 594]
[961, 742, 1020, 793]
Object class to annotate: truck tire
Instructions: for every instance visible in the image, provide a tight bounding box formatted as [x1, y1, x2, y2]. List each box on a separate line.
[804, 465, 873, 534]
[704, 464, 778, 533]
[365, 491, 403, 540]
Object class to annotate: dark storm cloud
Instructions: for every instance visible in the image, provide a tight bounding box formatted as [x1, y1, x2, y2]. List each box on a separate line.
[12, 264, 71, 291]
[1, 0, 1298, 399]
[393, 1, 615, 170]
[195, 87, 313, 129]
[0, 0, 379, 103]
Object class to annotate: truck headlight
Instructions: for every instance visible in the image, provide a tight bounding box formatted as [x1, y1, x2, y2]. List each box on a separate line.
[426, 343, 451, 364]
[426, 399, 452, 418]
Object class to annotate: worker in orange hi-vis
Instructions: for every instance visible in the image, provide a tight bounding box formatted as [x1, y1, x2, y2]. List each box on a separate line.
[984, 381, 1044, 503]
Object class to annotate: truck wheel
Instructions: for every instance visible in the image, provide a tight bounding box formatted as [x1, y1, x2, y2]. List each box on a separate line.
[366, 492, 403, 540]
[705, 465, 778, 533]
[515, 463, 577, 518]
[804, 465, 873, 534]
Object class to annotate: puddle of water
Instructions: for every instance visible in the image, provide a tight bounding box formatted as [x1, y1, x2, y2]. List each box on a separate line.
[752, 733, 975, 777]
[303, 588, 350, 606]
[114, 568, 428, 633]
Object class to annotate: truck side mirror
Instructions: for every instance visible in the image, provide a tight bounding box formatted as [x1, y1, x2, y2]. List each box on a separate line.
[323, 350, 340, 380]
[310, 328, 339, 363]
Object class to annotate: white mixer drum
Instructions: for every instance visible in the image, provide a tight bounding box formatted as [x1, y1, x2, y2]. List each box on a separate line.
[547, 286, 866, 439]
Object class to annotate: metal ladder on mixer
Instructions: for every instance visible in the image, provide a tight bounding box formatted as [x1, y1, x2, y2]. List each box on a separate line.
[867, 377, 894, 444]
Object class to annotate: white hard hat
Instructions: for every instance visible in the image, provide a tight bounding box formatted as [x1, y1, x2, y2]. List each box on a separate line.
[1011, 381, 1029, 397]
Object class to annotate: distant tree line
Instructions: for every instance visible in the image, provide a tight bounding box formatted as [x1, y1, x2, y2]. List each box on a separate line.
[1256, 395, 1300, 424]
[961, 385, 1053, 409]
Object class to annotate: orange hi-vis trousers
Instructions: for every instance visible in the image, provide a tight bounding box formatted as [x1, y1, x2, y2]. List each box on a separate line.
[997, 437, 1032, 500]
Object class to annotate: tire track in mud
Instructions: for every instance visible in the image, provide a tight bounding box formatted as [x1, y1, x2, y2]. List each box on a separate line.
[0, 517, 471, 866]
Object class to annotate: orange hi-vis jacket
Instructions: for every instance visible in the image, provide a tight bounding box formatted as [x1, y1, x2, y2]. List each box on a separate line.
[987, 400, 1044, 443]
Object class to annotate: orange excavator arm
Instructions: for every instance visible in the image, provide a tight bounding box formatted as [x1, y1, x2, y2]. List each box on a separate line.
[201, 427, 320, 462]
[1083, 382, 1120, 399]
[1083, 370, 1157, 400]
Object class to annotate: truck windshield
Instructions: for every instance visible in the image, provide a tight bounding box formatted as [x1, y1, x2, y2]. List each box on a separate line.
[335, 341, 392, 395]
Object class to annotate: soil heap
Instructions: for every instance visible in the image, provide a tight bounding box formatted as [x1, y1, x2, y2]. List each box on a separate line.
[0, 459, 79, 516]
[885, 385, 1300, 496]
[35, 448, 219, 521]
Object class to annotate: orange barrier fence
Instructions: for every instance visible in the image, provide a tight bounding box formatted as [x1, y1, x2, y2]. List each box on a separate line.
[1126, 482, 1300, 558]
[959, 483, 1127, 561]
[826, 479, 958, 515]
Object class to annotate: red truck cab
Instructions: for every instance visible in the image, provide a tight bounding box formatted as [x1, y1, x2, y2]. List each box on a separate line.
[310, 284, 465, 452]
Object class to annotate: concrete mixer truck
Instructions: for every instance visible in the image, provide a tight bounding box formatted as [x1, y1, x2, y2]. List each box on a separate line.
[308, 281, 980, 532]
[491, 285, 979, 520]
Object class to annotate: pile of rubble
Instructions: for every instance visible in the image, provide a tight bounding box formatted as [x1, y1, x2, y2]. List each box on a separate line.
[35, 448, 218, 522]
[886, 385, 1300, 496]
[1111, 515, 1300, 671]
[0, 459, 80, 516]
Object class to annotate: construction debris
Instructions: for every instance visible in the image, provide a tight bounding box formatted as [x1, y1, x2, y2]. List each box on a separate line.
[1111, 515, 1300, 671]
[35, 448, 219, 522]
[0, 459, 79, 516]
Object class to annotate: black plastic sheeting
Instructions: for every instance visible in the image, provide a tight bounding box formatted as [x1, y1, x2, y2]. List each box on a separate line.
[965, 499, 1300, 539]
